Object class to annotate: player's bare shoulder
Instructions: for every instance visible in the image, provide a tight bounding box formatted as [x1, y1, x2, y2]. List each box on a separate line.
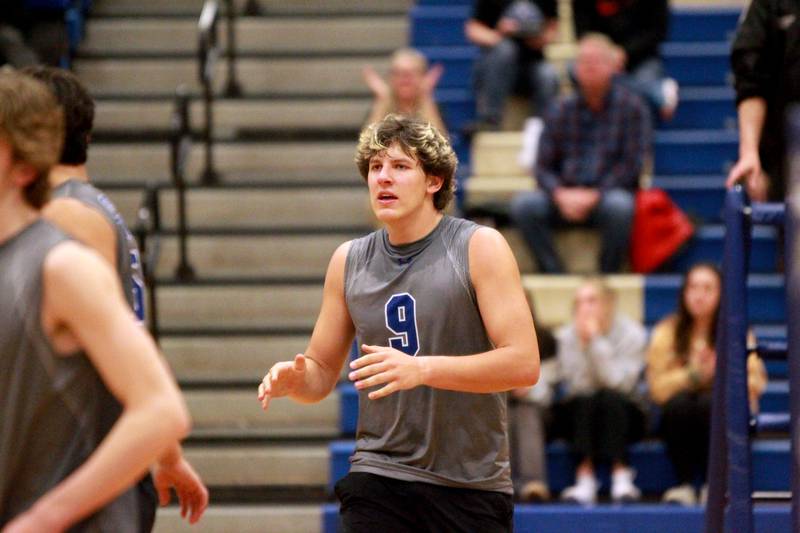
[468, 226, 519, 280]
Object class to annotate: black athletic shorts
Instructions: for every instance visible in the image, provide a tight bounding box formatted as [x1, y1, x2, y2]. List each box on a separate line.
[334, 472, 514, 533]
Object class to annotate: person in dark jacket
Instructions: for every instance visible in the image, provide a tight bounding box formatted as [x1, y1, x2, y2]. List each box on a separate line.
[726, 0, 800, 201]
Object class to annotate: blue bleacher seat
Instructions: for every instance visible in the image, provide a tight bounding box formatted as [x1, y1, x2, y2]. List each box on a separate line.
[329, 438, 791, 495]
[411, 5, 471, 47]
[661, 87, 737, 131]
[653, 176, 725, 223]
[654, 130, 738, 175]
[668, 7, 743, 43]
[662, 42, 731, 86]
[418, 46, 477, 89]
[644, 274, 786, 325]
[671, 225, 778, 273]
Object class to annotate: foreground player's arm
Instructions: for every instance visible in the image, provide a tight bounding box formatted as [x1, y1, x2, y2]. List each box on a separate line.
[152, 443, 208, 524]
[351, 228, 539, 399]
[258, 242, 355, 408]
[8, 243, 190, 532]
[42, 197, 116, 267]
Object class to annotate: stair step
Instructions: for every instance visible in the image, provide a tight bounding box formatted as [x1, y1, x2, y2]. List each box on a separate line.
[92, 0, 411, 17]
[186, 388, 338, 438]
[94, 98, 370, 135]
[74, 57, 385, 97]
[88, 141, 362, 183]
[154, 504, 321, 533]
[105, 187, 372, 231]
[155, 233, 357, 280]
[182, 444, 328, 486]
[158, 284, 323, 330]
[162, 335, 308, 384]
[81, 17, 405, 56]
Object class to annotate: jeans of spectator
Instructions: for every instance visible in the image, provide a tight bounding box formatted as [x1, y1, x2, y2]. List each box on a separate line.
[510, 188, 635, 273]
[554, 389, 645, 465]
[508, 399, 549, 491]
[473, 38, 559, 124]
[0, 24, 38, 67]
[660, 390, 712, 484]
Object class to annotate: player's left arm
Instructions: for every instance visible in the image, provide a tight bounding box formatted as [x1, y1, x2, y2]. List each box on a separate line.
[351, 227, 540, 399]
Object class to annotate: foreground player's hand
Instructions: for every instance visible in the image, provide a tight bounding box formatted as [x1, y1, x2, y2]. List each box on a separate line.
[258, 354, 307, 410]
[349, 344, 424, 400]
[153, 456, 209, 524]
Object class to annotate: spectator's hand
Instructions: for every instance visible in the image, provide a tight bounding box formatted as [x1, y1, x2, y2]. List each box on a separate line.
[573, 188, 600, 219]
[153, 456, 209, 524]
[553, 188, 585, 222]
[362, 66, 390, 101]
[349, 344, 425, 400]
[575, 306, 601, 345]
[726, 151, 768, 202]
[420, 63, 444, 99]
[497, 17, 520, 36]
[258, 354, 307, 410]
[690, 346, 716, 386]
[747, 353, 767, 408]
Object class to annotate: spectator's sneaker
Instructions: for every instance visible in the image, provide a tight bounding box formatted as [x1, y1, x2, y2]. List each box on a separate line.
[662, 483, 697, 505]
[519, 481, 550, 502]
[699, 484, 708, 506]
[560, 474, 598, 505]
[611, 467, 641, 503]
[660, 78, 679, 121]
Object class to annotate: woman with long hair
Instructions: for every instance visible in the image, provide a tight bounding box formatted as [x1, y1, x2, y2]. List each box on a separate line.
[646, 263, 767, 505]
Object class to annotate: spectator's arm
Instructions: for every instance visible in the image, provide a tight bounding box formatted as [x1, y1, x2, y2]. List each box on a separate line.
[465, 18, 502, 47]
[534, 104, 563, 194]
[600, 95, 651, 190]
[585, 319, 647, 392]
[646, 321, 693, 405]
[731, 0, 775, 105]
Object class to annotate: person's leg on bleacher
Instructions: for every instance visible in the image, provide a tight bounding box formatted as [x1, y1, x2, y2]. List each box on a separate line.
[659, 390, 709, 505]
[591, 188, 635, 273]
[473, 39, 519, 128]
[510, 189, 566, 273]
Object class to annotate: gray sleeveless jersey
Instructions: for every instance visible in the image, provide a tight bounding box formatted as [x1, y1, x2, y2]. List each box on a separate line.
[344, 215, 511, 494]
[0, 220, 143, 531]
[53, 179, 145, 321]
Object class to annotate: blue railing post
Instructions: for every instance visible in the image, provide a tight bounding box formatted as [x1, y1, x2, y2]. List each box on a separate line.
[785, 104, 800, 532]
[705, 186, 754, 533]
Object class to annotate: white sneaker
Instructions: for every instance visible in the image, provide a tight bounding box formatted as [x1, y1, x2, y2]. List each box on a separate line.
[662, 483, 697, 506]
[611, 467, 641, 502]
[660, 78, 679, 121]
[560, 474, 598, 505]
[699, 484, 708, 506]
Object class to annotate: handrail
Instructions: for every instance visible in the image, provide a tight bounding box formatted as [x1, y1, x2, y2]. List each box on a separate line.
[171, 85, 196, 282]
[198, 0, 220, 184]
[223, 0, 242, 97]
[134, 183, 162, 344]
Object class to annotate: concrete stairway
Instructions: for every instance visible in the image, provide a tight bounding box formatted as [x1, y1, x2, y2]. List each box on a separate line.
[80, 1, 410, 531]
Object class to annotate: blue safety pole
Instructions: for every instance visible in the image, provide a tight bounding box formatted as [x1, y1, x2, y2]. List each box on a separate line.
[785, 105, 800, 532]
[723, 187, 754, 533]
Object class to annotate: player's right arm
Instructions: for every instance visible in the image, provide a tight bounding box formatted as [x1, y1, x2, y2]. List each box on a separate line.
[3, 242, 190, 533]
[258, 241, 355, 409]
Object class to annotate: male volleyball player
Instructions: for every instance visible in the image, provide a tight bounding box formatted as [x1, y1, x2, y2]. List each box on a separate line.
[258, 114, 540, 532]
[25, 65, 208, 528]
[0, 71, 189, 532]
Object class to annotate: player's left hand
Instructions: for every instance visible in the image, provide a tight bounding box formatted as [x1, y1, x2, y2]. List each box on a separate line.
[349, 344, 425, 400]
[153, 455, 209, 524]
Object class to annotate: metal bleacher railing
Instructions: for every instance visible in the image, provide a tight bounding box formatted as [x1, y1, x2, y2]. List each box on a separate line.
[171, 85, 195, 283]
[705, 131, 800, 531]
[134, 184, 161, 344]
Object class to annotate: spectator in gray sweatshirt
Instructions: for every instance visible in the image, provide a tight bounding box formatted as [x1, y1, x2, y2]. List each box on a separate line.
[554, 278, 647, 505]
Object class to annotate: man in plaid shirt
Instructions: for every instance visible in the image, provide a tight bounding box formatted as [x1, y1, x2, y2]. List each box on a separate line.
[511, 33, 651, 273]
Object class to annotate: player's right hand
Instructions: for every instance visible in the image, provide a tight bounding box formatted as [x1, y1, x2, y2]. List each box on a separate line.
[258, 354, 307, 411]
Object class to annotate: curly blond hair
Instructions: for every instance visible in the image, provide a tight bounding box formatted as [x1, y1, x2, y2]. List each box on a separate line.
[355, 114, 457, 211]
[0, 69, 64, 208]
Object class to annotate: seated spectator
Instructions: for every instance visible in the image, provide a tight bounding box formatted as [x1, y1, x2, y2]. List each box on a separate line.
[362, 48, 447, 135]
[647, 263, 767, 505]
[509, 321, 557, 502]
[553, 278, 647, 504]
[464, 0, 560, 130]
[572, 0, 678, 121]
[510, 33, 651, 273]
